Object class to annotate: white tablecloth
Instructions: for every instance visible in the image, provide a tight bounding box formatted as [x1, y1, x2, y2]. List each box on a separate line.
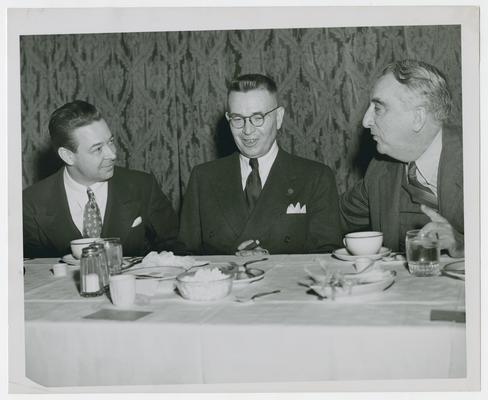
[23, 254, 466, 386]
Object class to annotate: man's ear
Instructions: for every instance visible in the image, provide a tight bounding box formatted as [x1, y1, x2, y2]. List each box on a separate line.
[58, 147, 75, 166]
[276, 106, 285, 130]
[413, 106, 427, 133]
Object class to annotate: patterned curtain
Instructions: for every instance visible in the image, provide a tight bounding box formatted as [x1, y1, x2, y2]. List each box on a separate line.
[20, 25, 461, 212]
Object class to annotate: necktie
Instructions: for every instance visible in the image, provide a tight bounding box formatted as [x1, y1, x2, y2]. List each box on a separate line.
[405, 162, 438, 210]
[83, 188, 103, 238]
[245, 158, 262, 211]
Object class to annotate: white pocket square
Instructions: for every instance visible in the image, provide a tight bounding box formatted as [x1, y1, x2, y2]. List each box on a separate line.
[286, 202, 307, 214]
[131, 216, 142, 228]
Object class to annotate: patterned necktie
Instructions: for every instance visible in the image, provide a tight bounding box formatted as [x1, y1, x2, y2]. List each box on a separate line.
[83, 188, 103, 238]
[245, 158, 262, 211]
[405, 162, 438, 210]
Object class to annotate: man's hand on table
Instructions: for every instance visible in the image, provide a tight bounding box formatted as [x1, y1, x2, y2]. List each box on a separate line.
[420, 205, 464, 258]
[236, 239, 269, 256]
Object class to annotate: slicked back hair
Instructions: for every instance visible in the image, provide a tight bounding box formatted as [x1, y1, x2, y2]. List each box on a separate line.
[227, 74, 279, 106]
[382, 59, 452, 122]
[48, 100, 103, 152]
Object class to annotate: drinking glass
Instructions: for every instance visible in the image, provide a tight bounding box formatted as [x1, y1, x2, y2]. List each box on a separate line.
[405, 229, 440, 277]
[99, 238, 124, 275]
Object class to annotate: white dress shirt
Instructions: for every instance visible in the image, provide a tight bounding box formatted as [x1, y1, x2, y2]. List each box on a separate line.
[63, 167, 108, 234]
[239, 141, 279, 190]
[409, 129, 443, 197]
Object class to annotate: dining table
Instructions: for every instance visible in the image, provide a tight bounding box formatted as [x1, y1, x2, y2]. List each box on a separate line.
[23, 253, 466, 388]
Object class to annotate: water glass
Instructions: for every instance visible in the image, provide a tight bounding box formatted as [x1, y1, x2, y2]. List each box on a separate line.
[99, 238, 124, 275]
[405, 229, 441, 277]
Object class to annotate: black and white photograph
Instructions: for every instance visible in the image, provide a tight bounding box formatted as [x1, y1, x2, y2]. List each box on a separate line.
[5, 2, 483, 398]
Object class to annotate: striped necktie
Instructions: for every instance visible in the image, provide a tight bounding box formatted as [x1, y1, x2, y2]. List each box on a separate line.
[405, 162, 438, 210]
[245, 158, 262, 211]
[83, 187, 103, 238]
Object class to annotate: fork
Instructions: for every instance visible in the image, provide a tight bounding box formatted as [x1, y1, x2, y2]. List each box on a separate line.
[234, 289, 281, 303]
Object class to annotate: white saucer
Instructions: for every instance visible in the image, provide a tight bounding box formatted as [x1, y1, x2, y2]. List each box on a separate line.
[62, 254, 80, 266]
[62, 254, 137, 268]
[125, 265, 186, 280]
[309, 271, 396, 299]
[332, 247, 391, 262]
[442, 260, 465, 281]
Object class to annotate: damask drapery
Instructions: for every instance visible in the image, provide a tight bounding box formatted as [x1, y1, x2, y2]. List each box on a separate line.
[20, 25, 461, 212]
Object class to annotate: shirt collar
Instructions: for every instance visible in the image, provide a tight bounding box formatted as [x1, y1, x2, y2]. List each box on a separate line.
[63, 167, 106, 193]
[239, 140, 279, 166]
[414, 128, 443, 187]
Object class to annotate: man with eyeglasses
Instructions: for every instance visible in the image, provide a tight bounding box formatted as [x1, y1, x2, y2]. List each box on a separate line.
[23, 100, 181, 257]
[178, 74, 342, 255]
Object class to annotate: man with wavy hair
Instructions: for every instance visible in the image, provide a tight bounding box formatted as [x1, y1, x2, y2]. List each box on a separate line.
[340, 60, 464, 257]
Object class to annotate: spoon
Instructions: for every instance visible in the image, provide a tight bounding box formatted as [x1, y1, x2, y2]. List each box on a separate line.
[235, 289, 281, 303]
[346, 258, 376, 276]
[242, 257, 269, 268]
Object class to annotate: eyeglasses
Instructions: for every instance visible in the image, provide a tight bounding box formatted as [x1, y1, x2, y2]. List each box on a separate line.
[226, 105, 280, 129]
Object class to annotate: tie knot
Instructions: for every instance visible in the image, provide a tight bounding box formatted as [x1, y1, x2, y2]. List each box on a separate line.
[87, 187, 95, 200]
[407, 162, 418, 179]
[249, 158, 259, 170]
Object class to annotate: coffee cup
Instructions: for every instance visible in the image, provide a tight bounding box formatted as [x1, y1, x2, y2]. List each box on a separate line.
[70, 238, 99, 259]
[343, 231, 383, 256]
[109, 274, 136, 307]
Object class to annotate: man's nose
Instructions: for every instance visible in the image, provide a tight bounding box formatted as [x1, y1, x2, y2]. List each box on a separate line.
[362, 104, 374, 128]
[242, 118, 255, 135]
[104, 144, 117, 160]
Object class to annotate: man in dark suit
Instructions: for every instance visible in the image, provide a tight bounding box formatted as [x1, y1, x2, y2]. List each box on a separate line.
[23, 100, 179, 257]
[340, 60, 464, 257]
[178, 74, 342, 255]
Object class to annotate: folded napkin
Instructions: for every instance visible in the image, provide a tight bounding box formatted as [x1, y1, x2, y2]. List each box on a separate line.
[286, 202, 307, 214]
[141, 251, 198, 269]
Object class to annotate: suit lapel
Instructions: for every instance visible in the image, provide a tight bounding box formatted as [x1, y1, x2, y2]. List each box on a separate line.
[212, 154, 249, 238]
[38, 169, 83, 252]
[102, 169, 140, 244]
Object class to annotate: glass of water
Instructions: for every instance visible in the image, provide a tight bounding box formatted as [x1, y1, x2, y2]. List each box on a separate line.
[98, 237, 124, 275]
[405, 229, 440, 277]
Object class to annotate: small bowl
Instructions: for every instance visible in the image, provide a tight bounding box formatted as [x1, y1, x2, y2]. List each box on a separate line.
[176, 268, 233, 301]
[70, 238, 99, 259]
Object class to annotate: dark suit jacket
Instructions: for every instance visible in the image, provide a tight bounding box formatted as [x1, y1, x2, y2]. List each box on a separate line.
[23, 167, 180, 257]
[339, 125, 464, 251]
[178, 149, 342, 255]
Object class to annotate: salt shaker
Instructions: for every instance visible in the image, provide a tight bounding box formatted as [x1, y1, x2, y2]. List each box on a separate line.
[80, 247, 105, 297]
[89, 242, 110, 288]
